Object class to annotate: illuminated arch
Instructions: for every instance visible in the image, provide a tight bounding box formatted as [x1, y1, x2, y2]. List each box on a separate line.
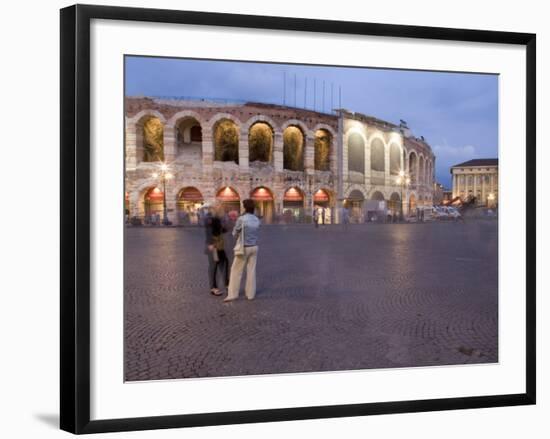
[314, 128, 332, 171]
[370, 137, 385, 172]
[134, 113, 165, 163]
[283, 125, 305, 171]
[248, 121, 274, 163]
[389, 142, 401, 175]
[213, 118, 239, 163]
[347, 131, 365, 174]
[408, 151, 418, 183]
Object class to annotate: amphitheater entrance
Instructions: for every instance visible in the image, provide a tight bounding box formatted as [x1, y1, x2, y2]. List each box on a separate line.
[143, 187, 164, 224]
[216, 187, 241, 218]
[251, 187, 274, 224]
[283, 187, 305, 223]
[176, 187, 203, 225]
[313, 189, 332, 224]
[345, 189, 365, 223]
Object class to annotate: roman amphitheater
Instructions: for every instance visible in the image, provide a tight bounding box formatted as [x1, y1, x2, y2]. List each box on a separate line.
[125, 97, 435, 224]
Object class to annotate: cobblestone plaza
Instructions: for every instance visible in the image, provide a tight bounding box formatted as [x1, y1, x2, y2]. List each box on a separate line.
[124, 220, 498, 381]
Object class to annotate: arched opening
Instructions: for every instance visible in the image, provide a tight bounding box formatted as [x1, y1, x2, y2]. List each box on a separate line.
[388, 192, 401, 216]
[176, 118, 202, 164]
[370, 138, 385, 172]
[313, 189, 332, 224]
[125, 192, 130, 223]
[216, 186, 240, 214]
[139, 116, 164, 162]
[390, 143, 401, 175]
[366, 191, 385, 222]
[249, 122, 273, 163]
[409, 152, 417, 183]
[408, 194, 417, 214]
[419, 156, 425, 185]
[283, 126, 305, 171]
[143, 187, 164, 225]
[344, 189, 365, 223]
[347, 132, 365, 174]
[214, 119, 239, 163]
[250, 187, 274, 224]
[176, 187, 203, 225]
[283, 187, 305, 223]
[314, 129, 331, 171]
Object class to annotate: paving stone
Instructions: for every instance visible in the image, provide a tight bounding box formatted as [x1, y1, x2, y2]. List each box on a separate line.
[124, 221, 498, 381]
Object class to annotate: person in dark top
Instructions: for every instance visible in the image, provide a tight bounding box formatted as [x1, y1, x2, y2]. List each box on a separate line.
[205, 205, 229, 296]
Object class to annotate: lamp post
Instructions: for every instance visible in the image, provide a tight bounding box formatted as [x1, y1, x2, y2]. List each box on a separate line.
[152, 162, 173, 226]
[487, 192, 495, 208]
[396, 170, 411, 222]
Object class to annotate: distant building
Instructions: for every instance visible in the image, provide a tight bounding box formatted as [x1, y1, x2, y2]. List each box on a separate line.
[450, 159, 498, 207]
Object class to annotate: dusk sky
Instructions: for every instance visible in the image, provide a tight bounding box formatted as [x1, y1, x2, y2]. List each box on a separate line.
[125, 56, 498, 188]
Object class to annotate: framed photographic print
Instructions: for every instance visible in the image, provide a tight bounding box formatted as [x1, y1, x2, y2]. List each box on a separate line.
[60, 4, 536, 434]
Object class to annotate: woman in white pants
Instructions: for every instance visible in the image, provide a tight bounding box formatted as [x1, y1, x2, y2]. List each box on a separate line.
[224, 199, 261, 302]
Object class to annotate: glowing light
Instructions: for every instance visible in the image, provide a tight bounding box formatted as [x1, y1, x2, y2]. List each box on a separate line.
[314, 189, 329, 202]
[153, 187, 161, 193]
[165, 173, 173, 179]
[152, 172, 158, 179]
[160, 163, 168, 172]
[284, 187, 303, 201]
[217, 186, 240, 202]
[399, 170, 405, 177]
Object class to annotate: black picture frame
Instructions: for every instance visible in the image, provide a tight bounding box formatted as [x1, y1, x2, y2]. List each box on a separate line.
[60, 4, 536, 434]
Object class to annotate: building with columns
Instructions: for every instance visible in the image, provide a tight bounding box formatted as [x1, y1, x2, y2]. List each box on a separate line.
[450, 159, 498, 207]
[125, 97, 436, 224]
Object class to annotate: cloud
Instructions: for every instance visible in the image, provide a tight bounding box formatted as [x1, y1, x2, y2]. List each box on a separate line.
[433, 144, 476, 162]
[432, 144, 478, 187]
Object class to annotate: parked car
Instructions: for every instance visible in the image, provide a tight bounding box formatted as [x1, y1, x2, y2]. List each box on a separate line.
[445, 206, 462, 220]
[431, 206, 449, 220]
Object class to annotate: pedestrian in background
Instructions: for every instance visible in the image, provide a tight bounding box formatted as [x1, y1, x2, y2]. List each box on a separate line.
[341, 206, 350, 230]
[225, 199, 261, 302]
[314, 207, 320, 228]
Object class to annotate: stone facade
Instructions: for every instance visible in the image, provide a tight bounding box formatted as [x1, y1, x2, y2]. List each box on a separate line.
[125, 97, 436, 224]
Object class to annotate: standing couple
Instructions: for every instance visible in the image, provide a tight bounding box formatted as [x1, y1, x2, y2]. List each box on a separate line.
[205, 199, 260, 302]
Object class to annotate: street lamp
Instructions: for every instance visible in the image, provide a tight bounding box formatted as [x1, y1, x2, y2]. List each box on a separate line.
[487, 192, 495, 208]
[152, 162, 173, 226]
[395, 170, 411, 222]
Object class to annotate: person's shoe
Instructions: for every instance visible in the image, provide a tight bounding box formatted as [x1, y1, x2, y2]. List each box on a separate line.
[223, 296, 237, 303]
[210, 288, 222, 296]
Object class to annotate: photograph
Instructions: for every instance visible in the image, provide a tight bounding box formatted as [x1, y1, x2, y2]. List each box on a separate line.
[123, 56, 499, 381]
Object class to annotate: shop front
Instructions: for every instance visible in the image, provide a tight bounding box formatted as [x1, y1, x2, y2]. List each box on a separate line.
[216, 186, 241, 218]
[313, 189, 332, 224]
[177, 187, 203, 225]
[144, 187, 164, 224]
[125, 192, 130, 222]
[250, 187, 274, 224]
[345, 189, 365, 223]
[283, 187, 305, 223]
